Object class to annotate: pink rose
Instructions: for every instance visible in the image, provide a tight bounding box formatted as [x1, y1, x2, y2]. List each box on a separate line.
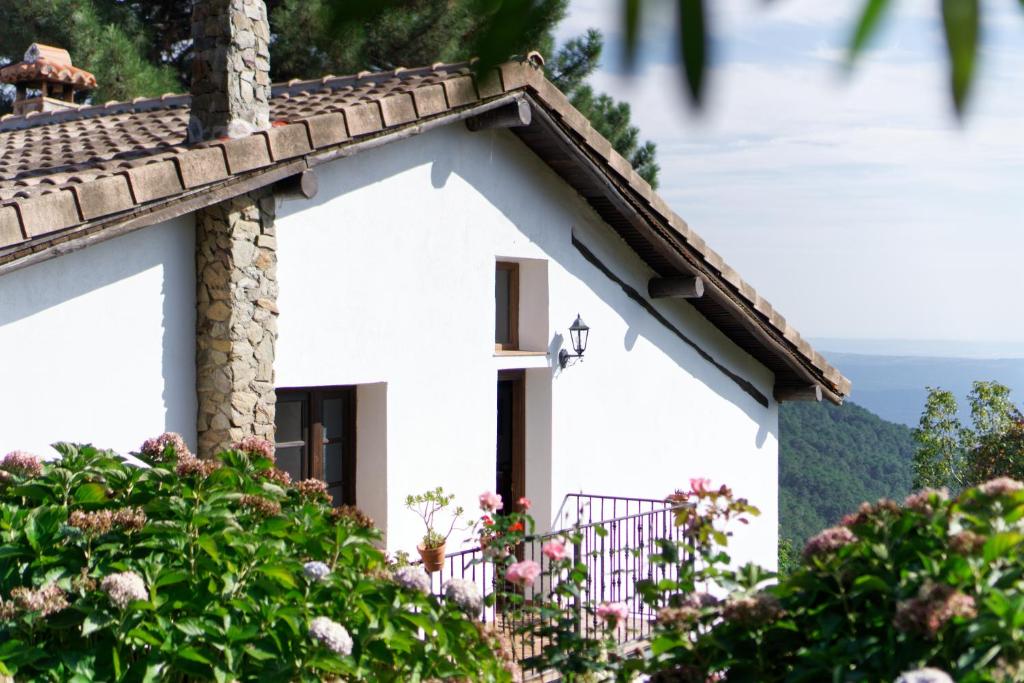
[690, 477, 711, 495]
[505, 560, 541, 587]
[596, 601, 629, 624]
[479, 491, 503, 513]
[517, 496, 532, 511]
[542, 540, 567, 561]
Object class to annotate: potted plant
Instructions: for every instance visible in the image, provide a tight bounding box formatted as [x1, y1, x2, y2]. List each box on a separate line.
[406, 487, 463, 572]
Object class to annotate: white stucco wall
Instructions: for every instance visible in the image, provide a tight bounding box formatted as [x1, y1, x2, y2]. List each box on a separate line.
[0, 216, 197, 458]
[275, 125, 780, 569]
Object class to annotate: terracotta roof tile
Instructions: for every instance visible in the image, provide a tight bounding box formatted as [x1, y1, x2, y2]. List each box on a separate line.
[0, 206, 23, 247]
[0, 56, 848, 401]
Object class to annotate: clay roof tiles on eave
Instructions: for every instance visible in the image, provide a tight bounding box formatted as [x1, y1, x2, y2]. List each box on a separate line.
[0, 57, 849, 401]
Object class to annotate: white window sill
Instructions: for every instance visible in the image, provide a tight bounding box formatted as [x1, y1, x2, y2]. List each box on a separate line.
[493, 350, 550, 370]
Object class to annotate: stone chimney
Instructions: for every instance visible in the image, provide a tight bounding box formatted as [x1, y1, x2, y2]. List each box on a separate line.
[190, 0, 278, 458]
[0, 44, 96, 116]
[189, 0, 272, 141]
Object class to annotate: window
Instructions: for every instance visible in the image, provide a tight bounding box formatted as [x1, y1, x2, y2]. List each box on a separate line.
[495, 261, 519, 350]
[274, 387, 356, 506]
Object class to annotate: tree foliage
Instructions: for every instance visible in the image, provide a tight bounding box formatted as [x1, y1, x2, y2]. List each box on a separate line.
[779, 400, 915, 549]
[0, 0, 180, 110]
[913, 380, 1024, 491]
[546, 30, 659, 186]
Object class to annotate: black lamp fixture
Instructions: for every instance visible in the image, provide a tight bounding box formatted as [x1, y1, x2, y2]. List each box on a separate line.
[559, 314, 590, 369]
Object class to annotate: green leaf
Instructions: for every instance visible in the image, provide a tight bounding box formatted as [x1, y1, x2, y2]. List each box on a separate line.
[196, 535, 220, 561]
[650, 633, 683, 655]
[257, 564, 297, 589]
[852, 574, 889, 593]
[177, 647, 213, 665]
[155, 570, 190, 588]
[677, 0, 708, 107]
[847, 0, 892, 64]
[942, 0, 980, 116]
[82, 615, 113, 637]
[622, 0, 641, 70]
[243, 644, 276, 661]
[73, 483, 108, 504]
[984, 531, 1023, 562]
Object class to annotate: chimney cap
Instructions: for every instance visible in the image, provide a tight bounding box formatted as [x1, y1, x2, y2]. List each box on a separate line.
[0, 43, 96, 89]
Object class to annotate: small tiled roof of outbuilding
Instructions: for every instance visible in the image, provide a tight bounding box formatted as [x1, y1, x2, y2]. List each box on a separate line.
[0, 56, 850, 403]
[0, 44, 97, 88]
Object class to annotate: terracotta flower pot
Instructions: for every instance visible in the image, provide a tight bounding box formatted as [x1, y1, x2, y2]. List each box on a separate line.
[417, 542, 446, 572]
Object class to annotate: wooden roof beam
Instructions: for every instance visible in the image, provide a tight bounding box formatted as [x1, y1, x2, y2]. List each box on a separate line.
[774, 384, 823, 403]
[465, 99, 531, 131]
[649, 275, 704, 299]
[273, 169, 318, 200]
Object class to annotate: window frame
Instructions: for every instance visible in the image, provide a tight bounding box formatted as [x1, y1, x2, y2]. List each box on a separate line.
[495, 261, 520, 352]
[274, 386, 357, 505]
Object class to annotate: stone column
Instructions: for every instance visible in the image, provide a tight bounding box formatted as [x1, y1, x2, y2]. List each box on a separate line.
[189, 0, 271, 142]
[190, 0, 277, 458]
[195, 191, 278, 457]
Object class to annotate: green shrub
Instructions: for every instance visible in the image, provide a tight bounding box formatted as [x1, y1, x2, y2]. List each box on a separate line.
[642, 479, 1024, 682]
[0, 440, 510, 682]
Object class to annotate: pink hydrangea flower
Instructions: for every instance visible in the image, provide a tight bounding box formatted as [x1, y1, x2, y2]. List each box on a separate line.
[505, 560, 541, 587]
[596, 601, 629, 624]
[0, 451, 42, 477]
[690, 477, 711, 495]
[233, 436, 275, 461]
[542, 539, 567, 561]
[803, 526, 857, 560]
[139, 433, 190, 461]
[479, 491, 503, 513]
[978, 477, 1024, 497]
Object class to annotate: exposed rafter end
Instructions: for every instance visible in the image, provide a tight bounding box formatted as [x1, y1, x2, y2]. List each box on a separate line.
[648, 275, 705, 299]
[774, 384, 823, 403]
[273, 169, 318, 200]
[465, 99, 532, 131]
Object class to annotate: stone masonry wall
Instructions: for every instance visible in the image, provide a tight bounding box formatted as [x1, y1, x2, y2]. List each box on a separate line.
[190, 0, 277, 458]
[189, 0, 271, 141]
[195, 190, 278, 457]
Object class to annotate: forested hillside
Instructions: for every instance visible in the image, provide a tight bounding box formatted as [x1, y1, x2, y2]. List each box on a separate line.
[779, 400, 915, 547]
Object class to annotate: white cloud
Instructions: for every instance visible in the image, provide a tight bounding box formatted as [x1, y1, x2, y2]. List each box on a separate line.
[562, 0, 1024, 342]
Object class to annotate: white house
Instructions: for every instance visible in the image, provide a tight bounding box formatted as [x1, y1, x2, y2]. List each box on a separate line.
[0, 6, 849, 573]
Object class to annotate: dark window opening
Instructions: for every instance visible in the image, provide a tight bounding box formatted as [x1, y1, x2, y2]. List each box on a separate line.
[495, 261, 519, 350]
[274, 387, 356, 506]
[496, 370, 525, 512]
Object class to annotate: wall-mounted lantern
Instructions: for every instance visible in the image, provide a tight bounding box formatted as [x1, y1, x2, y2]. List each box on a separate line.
[558, 314, 590, 369]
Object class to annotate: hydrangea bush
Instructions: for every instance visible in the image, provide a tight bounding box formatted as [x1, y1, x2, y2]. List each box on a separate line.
[0, 440, 509, 681]
[637, 478, 1024, 682]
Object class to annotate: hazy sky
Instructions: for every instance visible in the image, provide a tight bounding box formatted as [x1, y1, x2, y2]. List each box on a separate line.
[556, 1, 1024, 345]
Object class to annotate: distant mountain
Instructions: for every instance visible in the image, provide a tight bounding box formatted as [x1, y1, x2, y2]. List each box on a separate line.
[779, 400, 915, 548]
[812, 338, 1024, 360]
[820, 353, 1024, 426]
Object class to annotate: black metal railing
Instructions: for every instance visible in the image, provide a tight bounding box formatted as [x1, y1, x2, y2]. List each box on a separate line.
[420, 493, 689, 670]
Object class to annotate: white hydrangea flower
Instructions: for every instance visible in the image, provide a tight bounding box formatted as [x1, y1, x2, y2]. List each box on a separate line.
[100, 571, 147, 609]
[309, 616, 353, 656]
[443, 578, 482, 616]
[394, 566, 431, 594]
[895, 668, 955, 683]
[303, 561, 331, 582]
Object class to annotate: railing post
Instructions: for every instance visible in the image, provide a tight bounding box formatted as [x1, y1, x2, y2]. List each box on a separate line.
[573, 538, 582, 637]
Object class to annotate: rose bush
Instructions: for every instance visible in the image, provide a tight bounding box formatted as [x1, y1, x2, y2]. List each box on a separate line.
[0, 440, 509, 682]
